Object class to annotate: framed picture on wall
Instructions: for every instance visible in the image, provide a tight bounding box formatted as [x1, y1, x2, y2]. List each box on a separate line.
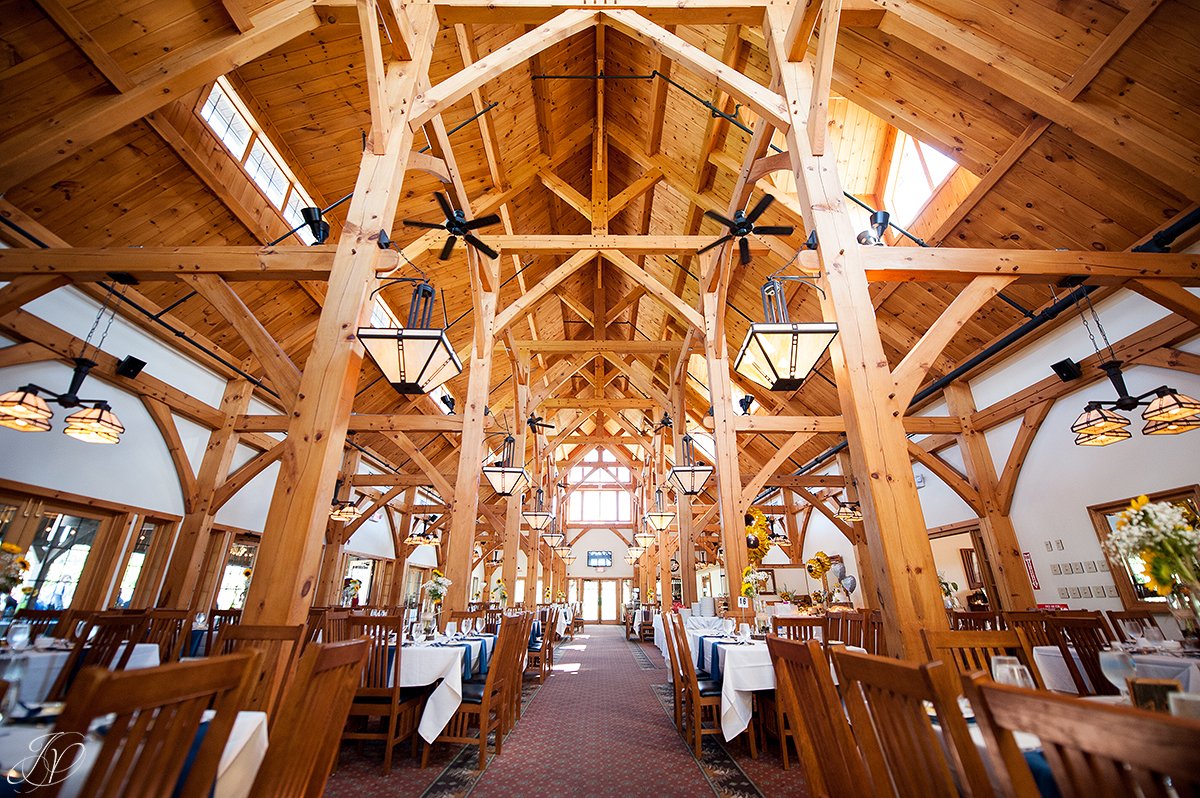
[757, 569, 778, 595]
[960, 548, 984, 589]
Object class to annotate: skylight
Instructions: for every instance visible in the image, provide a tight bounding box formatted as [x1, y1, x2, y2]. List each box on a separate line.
[198, 78, 317, 245]
[883, 132, 957, 226]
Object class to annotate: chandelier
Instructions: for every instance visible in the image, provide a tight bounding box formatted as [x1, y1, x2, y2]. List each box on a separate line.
[357, 281, 461, 394]
[733, 278, 838, 392]
[482, 433, 530, 496]
[404, 514, 441, 546]
[329, 500, 363, 523]
[667, 434, 714, 496]
[1072, 361, 1200, 446]
[522, 486, 554, 531]
[834, 501, 863, 523]
[643, 486, 675, 532]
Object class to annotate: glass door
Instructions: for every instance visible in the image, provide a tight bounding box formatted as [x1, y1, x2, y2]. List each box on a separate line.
[599, 580, 618, 621]
[581, 580, 600, 621]
[214, 540, 258, 609]
[20, 509, 104, 610]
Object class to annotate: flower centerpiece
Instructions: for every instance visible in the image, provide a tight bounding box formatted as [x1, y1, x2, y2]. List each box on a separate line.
[744, 508, 771, 565]
[423, 569, 452, 605]
[740, 565, 769, 599]
[556, 590, 565, 603]
[0, 542, 30, 595]
[1106, 495, 1200, 634]
[938, 572, 960, 609]
[341, 578, 362, 607]
[491, 582, 507, 605]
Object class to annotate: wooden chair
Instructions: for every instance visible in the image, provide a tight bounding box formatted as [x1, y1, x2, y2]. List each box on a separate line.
[921, 628, 1046, 689]
[449, 610, 482, 634]
[1045, 614, 1119, 696]
[1001, 611, 1053, 647]
[30, 651, 260, 798]
[204, 607, 242, 656]
[48, 613, 150, 701]
[862, 609, 887, 655]
[660, 613, 686, 733]
[323, 608, 350, 642]
[1106, 609, 1167, 643]
[950, 610, 1005, 631]
[494, 611, 533, 733]
[624, 605, 638, 640]
[213, 623, 304, 719]
[525, 605, 556, 682]
[832, 647, 995, 798]
[144, 608, 189, 663]
[422, 613, 519, 770]
[771, 615, 827, 642]
[638, 605, 657, 642]
[766, 636, 873, 793]
[250, 639, 369, 798]
[302, 607, 327, 651]
[12, 607, 62, 640]
[571, 602, 584, 634]
[670, 607, 730, 757]
[966, 672, 1200, 797]
[344, 616, 425, 773]
[837, 611, 865, 647]
[483, 608, 503, 634]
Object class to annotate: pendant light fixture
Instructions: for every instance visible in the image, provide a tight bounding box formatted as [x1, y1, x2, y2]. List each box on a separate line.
[561, 554, 576, 566]
[358, 281, 462, 394]
[643, 486, 675, 532]
[0, 286, 128, 444]
[834, 500, 863, 523]
[404, 514, 441, 546]
[628, 545, 645, 559]
[522, 486, 555, 532]
[541, 515, 565, 546]
[487, 549, 503, 566]
[1068, 294, 1199, 446]
[734, 278, 838, 391]
[329, 500, 363, 523]
[633, 525, 657, 549]
[667, 434, 714, 496]
[482, 434, 530, 496]
[552, 544, 572, 557]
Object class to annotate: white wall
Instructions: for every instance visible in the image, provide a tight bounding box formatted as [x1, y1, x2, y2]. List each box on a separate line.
[564, 528, 634, 578]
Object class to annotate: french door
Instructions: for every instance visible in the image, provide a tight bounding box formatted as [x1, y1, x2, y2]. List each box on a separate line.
[578, 579, 621, 623]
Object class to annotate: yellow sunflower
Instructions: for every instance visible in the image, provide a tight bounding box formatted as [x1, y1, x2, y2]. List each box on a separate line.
[0, 543, 22, 555]
[744, 508, 771, 565]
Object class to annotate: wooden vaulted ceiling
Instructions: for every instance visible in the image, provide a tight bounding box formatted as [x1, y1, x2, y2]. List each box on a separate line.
[1, 0, 1197, 501]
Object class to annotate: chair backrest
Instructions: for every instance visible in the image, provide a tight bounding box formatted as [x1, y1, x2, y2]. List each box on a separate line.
[669, 609, 704, 695]
[839, 611, 866, 647]
[862, 609, 887, 655]
[145, 609, 189, 663]
[1105, 609, 1165, 643]
[13, 608, 62, 640]
[214, 623, 304, 718]
[660, 613, 682, 682]
[32, 652, 260, 798]
[833, 647, 995, 798]
[950, 610, 1005, 631]
[323, 609, 351, 643]
[1045, 614, 1119, 696]
[1000, 611, 1052, 647]
[48, 608, 93, 641]
[766, 636, 874, 796]
[303, 607, 328, 649]
[347, 615, 404, 696]
[205, 608, 242, 654]
[250, 639, 368, 798]
[966, 673, 1200, 797]
[771, 616, 827, 641]
[920, 628, 1045, 689]
[484, 608, 503, 634]
[50, 613, 150, 700]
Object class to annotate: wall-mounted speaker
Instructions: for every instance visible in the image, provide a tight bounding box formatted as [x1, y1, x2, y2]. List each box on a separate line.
[1051, 357, 1083, 382]
[115, 356, 146, 378]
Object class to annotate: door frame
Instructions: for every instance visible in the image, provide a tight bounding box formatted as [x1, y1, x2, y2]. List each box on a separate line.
[578, 577, 624, 624]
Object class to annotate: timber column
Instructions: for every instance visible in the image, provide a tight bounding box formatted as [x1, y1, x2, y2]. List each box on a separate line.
[243, 7, 438, 625]
[500, 391, 529, 602]
[766, 5, 945, 656]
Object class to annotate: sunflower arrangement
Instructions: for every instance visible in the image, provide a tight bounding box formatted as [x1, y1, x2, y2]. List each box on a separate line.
[492, 582, 508, 602]
[0, 542, 30, 593]
[741, 565, 769, 598]
[1107, 495, 1200, 597]
[423, 569, 452, 604]
[744, 508, 771, 565]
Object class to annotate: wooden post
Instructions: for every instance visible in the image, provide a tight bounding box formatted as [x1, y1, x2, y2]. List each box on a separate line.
[158, 379, 252, 609]
[944, 382, 1037, 611]
[765, 6, 946, 656]
[242, 7, 437, 626]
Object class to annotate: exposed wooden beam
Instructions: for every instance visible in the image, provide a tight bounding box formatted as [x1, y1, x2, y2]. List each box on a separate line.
[807, 0, 840, 155]
[211, 442, 285, 511]
[995, 399, 1054, 516]
[33, 0, 134, 91]
[608, 169, 665, 218]
[493, 251, 595, 337]
[741, 431, 815, 504]
[1135, 348, 1200, 376]
[540, 398, 658, 410]
[1129, 279, 1200, 326]
[601, 249, 704, 332]
[358, 0, 391, 153]
[141, 397, 199, 514]
[1057, 0, 1163, 101]
[907, 442, 984, 516]
[857, 247, 1200, 284]
[538, 172, 594, 222]
[0, 276, 70, 318]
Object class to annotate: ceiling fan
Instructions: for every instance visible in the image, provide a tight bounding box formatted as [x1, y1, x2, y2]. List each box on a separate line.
[697, 194, 794, 265]
[527, 413, 555, 431]
[402, 192, 500, 260]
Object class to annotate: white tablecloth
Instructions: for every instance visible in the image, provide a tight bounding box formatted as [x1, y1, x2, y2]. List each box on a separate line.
[0, 643, 161, 703]
[0, 710, 267, 798]
[654, 615, 728, 660]
[400, 644, 466, 743]
[1033, 645, 1200, 694]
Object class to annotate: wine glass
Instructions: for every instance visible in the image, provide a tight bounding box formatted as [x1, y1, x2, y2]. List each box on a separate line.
[194, 611, 207, 629]
[7, 622, 31, 653]
[722, 618, 735, 637]
[1099, 647, 1136, 697]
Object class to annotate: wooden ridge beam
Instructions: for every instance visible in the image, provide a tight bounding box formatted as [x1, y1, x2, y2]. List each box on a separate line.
[0, 0, 322, 192]
[0, 247, 334, 282]
[234, 414, 475, 433]
[858, 247, 1200, 284]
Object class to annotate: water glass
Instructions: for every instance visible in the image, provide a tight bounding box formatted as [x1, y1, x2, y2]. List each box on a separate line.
[7, 622, 31, 652]
[193, 611, 207, 628]
[1098, 647, 1136, 695]
[722, 618, 735, 637]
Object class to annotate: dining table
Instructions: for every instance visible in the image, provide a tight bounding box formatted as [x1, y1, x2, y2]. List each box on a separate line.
[0, 643, 161, 704]
[1032, 645, 1200, 694]
[399, 638, 490, 743]
[0, 709, 268, 798]
[653, 614, 726, 660]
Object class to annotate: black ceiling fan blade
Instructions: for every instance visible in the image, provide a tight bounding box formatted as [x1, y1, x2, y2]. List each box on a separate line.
[463, 213, 501, 230]
[703, 210, 739, 229]
[464, 234, 498, 259]
[402, 220, 445, 230]
[439, 236, 457, 260]
[696, 234, 734, 255]
[434, 192, 456, 220]
[744, 193, 776, 224]
[739, 236, 752, 266]
[754, 225, 795, 236]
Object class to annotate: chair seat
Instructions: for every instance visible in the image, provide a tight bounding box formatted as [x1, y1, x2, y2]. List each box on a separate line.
[697, 678, 722, 697]
[461, 680, 500, 705]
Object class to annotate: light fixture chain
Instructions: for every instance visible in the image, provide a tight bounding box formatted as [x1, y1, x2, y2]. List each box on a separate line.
[1082, 290, 1118, 362]
[93, 282, 129, 357]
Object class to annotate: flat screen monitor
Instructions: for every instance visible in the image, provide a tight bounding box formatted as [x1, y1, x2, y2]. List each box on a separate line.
[586, 550, 612, 568]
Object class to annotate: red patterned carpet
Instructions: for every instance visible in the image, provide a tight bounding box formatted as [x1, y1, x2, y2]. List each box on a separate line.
[325, 625, 811, 797]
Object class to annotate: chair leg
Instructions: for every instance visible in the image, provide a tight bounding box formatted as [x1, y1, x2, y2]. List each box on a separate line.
[420, 741, 431, 769]
[778, 709, 789, 770]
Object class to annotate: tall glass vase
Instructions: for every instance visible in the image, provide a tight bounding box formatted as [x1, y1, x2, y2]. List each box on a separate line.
[1168, 582, 1200, 641]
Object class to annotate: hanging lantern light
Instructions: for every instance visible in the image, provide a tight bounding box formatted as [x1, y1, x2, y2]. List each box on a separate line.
[1070, 402, 1129, 435]
[357, 282, 462, 394]
[523, 487, 555, 532]
[62, 402, 124, 445]
[553, 544, 572, 557]
[643, 486, 675, 532]
[541, 514, 565, 546]
[1142, 388, 1200, 423]
[628, 545, 645, 559]
[623, 552, 637, 565]
[768, 517, 790, 545]
[404, 514, 441, 545]
[0, 358, 123, 444]
[0, 387, 54, 432]
[561, 554, 576, 566]
[1143, 416, 1200, 436]
[834, 501, 863, 523]
[1074, 429, 1132, 447]
[487, 549, 503, 566]
[482, 434, 530, 496]
[634, 527, 657, 549]
[330, 501, 363, 523]
[734, 278, 838, 391]
[667, 434, 714, 496]
[1072, 360, 1199, 446]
